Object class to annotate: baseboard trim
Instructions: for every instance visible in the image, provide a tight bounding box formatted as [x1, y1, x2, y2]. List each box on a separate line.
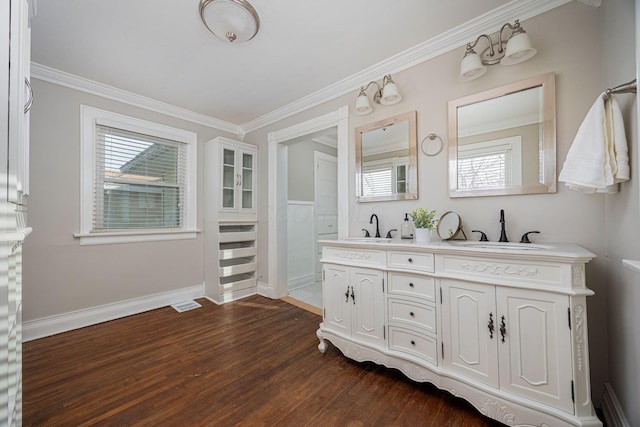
[602, 382, 630, 427]
[23, 284, 204, 341]
[287, 274, 315, 291]
[257, 281, 276, 299]
[207, 287, 257, 304]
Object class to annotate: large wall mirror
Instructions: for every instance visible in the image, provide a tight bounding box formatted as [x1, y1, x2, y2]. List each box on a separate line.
[356, 111, 418, 202]
[448, 72, 556, 197]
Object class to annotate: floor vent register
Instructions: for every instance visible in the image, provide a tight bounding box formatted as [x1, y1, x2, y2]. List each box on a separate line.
[171, 300, 202, 313]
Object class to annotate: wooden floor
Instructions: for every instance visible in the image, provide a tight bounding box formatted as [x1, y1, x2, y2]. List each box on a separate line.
[23, 296, 503, 426]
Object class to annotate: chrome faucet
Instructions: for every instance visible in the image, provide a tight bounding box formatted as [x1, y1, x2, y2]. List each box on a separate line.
[499, 209, 508, 242]
[369, 214, 381, 238]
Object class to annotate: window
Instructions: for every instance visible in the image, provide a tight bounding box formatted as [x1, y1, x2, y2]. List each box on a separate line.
[457, 136, 522, 190]
[78, 106, 197, 245]
[361, 157, 409, 198]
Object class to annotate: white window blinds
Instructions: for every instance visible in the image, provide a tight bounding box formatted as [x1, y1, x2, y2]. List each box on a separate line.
[93, 124, 186, 231]
[362, 167, 393, 197]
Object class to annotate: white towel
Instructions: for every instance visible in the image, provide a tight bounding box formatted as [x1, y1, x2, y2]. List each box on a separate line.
[559, 92, 629, 193]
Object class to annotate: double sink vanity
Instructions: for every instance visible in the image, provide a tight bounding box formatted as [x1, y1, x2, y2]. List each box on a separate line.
[317, 238, 601, 427]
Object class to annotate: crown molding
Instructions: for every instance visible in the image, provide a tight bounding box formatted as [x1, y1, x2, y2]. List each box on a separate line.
[30, 62, 242, 135]
[30, 0, 571, 138]
[240, 0, 571, 135]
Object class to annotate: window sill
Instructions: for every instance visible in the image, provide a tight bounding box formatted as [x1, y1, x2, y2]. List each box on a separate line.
[74, 229, 201, 246]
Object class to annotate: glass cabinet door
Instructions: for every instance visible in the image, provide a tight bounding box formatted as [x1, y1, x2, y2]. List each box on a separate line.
[222, 148, 236, 209]
[241, 152, 254, 209]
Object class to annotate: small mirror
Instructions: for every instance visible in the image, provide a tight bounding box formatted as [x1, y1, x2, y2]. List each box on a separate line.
[356, 111, 418, 202]
[437, 211, 467, 240]
[448, 73, 556, 197]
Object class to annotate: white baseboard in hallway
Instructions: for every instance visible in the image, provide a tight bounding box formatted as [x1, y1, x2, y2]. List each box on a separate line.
[603, 382, 630, 427]
[288, 281, 322, 309]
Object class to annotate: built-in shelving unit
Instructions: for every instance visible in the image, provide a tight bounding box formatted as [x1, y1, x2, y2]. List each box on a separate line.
[218, 222, 257, 298]
[204, 137, 259, 304]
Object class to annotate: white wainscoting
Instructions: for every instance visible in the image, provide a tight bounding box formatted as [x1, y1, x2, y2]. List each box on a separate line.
[287, 201, 316, 290]
[23, 284, 204, 341]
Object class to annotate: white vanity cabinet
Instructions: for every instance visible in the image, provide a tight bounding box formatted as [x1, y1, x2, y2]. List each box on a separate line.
[317, 240, 602, 427]
[323, 263, 385, 348]
[441, 279, 573, 413]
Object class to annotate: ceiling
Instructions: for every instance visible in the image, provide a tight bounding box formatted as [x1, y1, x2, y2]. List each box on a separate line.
[30, 0, 510, 127]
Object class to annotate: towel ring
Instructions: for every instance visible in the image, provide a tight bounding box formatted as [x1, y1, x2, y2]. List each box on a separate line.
[421, 133, 444, 156]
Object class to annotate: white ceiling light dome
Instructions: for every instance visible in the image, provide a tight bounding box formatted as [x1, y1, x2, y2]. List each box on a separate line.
[199, 0, 260, 43]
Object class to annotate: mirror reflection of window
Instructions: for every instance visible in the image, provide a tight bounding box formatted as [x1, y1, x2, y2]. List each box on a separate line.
[356, 111, 418, 202]
[457, 136, 522, 189]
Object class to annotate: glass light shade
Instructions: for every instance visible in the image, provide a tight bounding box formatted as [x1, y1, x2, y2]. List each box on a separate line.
[200, 0, 260, 43]
[380, 81, 402, 105]
[459, 52, 487, 81]
[501, 32, 537, 65]
[355, 92, 373, 115]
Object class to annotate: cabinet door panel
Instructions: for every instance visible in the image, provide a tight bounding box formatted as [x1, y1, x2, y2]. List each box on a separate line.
[497, 288, 573, 413]
[441, 279, 498, 388]
[351, 268, 385, 346]
[323, 265, 350, 335]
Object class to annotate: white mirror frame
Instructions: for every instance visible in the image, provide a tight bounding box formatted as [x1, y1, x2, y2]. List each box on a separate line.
[448, 72, 556, 198]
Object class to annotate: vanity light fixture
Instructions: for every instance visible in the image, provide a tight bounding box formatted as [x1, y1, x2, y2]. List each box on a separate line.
[354, 74, 402, 115]
[460, 19, 537, 81]
[199, 0, 260, 43]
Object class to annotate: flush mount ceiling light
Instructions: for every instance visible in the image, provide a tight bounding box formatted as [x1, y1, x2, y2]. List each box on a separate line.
[460, 19, 537, 81]
[354, 74, 402, 116]
[199, 0, 260, 43]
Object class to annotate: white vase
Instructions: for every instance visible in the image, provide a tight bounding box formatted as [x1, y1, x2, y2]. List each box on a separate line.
[415, 228, 432, 243]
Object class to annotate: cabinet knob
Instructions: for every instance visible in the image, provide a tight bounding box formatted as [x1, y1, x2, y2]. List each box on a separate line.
[409, 312, 415, 317]
[409, 282, 414, 288]
[408, 258, 413, 263]
[410, 340, 416, 346]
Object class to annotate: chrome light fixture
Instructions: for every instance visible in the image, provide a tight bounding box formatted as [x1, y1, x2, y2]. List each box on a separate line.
[199, 0, 260, 43]
[460, 19, 537, 81]
[354, 74, 402, 116]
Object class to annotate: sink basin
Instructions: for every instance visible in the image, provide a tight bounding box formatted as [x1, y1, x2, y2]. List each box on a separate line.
[343, 237, 393, 243]
[447, 241, 553, 251]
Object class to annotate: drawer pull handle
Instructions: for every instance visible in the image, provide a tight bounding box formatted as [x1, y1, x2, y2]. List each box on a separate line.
[409, 282, 414, 288]
[410, 340, 416, 346]
[500, 315, 507, 343]
[408, 258, 413, 263]
[409, 312, 415, 317]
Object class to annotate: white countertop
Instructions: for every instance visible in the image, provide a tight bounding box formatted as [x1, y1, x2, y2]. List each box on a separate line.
[319, 238, 596, 261]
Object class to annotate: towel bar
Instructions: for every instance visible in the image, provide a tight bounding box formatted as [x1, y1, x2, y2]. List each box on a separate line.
[603, 79, 637, 101]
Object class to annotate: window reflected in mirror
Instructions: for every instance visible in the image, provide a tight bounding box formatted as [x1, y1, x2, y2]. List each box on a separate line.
[356, 111, 418, 202]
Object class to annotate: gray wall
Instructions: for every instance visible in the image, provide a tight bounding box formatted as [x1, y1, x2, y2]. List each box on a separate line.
[602, 0, 639, 426]
[246, 1, 610, 404]
[24, 79, 239, 320]
[287, 140, 336, 201]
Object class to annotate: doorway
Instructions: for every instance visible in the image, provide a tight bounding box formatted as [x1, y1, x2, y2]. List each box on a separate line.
[266, 106, 349, 309]
[284, 136, 338, 309]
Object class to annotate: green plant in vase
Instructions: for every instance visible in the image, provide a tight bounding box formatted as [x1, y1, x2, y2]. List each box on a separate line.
[410, 208, 437, 243]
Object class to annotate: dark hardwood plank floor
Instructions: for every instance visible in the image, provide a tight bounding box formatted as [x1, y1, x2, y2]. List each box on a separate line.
[23, 296, 503, 426]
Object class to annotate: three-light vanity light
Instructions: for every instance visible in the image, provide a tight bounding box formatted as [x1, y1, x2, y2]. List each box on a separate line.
[354, 74, 402, 116]
[460, 19, 537, 81]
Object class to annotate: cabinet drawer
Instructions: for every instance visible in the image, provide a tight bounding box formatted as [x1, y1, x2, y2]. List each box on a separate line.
[388, 251, 434, 273]
[388, 326, 437, 366]
[388, 298, 436, 334]
[388, 273, 435, 302]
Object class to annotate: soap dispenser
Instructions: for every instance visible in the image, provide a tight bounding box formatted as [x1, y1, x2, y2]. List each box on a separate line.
[401, 213, 414, 239]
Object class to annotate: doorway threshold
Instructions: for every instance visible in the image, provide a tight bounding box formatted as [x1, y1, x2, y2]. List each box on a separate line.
[281, 296, 322, 316]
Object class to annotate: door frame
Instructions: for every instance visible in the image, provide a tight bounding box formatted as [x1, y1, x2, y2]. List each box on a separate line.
[266, 106, 349, 299]
[314, 151, 338, 282]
